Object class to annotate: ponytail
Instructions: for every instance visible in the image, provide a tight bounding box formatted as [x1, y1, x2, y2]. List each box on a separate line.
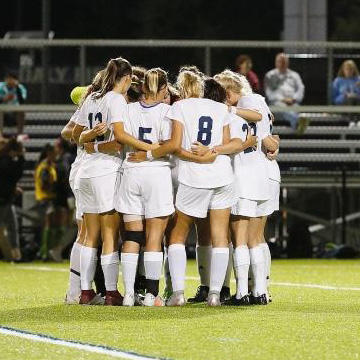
[143, 68, 168, 99]
[177, 70, 204, 99]
[95, 57, 132, 99]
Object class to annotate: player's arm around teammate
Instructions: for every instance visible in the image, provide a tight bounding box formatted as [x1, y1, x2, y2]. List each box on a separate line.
[71, 57, 132, 306]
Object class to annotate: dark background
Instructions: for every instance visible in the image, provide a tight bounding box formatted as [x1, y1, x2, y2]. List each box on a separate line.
[1, 0, 360, 104]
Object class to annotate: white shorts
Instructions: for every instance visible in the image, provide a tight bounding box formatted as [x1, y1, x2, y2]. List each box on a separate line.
[115, 167, 174, 219]
[176, 182, 235, 218]
[231, 198, 268, 217]
[257, 179, 280, 216]
[69, 179, 83, 220]
[79, 172, 118, 214]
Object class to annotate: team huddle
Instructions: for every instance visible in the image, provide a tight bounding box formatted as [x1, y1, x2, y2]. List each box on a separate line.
[61, 56, 280, 307]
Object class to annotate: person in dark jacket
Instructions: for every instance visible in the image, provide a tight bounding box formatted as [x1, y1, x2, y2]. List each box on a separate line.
[0, 137, 25, 261]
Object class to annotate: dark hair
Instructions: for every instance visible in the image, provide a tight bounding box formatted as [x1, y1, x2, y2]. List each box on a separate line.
[203, 78, 227, 103]
[143, 68, 168, 99]
[132, 66, 147, 82]
[36, 144, 55, 167]
[94, 57, 132, 99]
[235, 55, 252, 71]
[168, 84, 180, 104]
[127, 75, 143, 103]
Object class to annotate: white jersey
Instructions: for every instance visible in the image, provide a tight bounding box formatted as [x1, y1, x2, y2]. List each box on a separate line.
[169, 98, 233, 189]
[68, 109, 85, 182]
[266, 120, 281, 183]
[230, 95, 271, 200]
[120, 101, 172, 168]
[76, 91, 126, 178]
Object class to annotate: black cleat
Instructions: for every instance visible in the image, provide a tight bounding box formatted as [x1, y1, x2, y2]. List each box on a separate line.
[220, 286, 231, 303]
[253, 293, 268, 305]
[188, 285, 209, 303]
[225, 294, 251, 306]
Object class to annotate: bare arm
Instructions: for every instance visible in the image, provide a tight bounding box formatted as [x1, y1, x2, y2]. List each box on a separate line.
[262, 135, 279, 152]
[234, 107, 262, 122]
[113, 122, 157, 151]
[72, 124, 86, 146]
[150, 120, 183, 158]
[61, 121, 75, 141]
[175, 148, 217, 163]
[84, 140, 122, 155]
[214, 134, 257, 155]
[79, 123, 107, 146]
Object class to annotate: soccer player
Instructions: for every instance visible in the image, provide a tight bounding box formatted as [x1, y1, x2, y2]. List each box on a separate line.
[215, 70, 279, 305]
[72, 57, 132, 306]
[112, 68, 175, 307]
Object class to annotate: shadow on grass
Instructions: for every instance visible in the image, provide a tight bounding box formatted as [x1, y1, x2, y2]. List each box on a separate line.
[0, 303, 250, 324]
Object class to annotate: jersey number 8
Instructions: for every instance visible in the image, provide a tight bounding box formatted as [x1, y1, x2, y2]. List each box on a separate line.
[197, 116, 213, 146]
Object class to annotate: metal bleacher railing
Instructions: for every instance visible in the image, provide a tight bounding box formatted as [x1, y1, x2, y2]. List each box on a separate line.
[2, 38, 360, 102]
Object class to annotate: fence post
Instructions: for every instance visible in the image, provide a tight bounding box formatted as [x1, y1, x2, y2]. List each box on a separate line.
[327, 47, 334, 105]
[79, 45, 87, 85]
[205, 47, 211, 75]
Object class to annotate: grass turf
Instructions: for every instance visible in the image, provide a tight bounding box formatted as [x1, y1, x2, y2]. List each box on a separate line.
[0, 259, 360, 360]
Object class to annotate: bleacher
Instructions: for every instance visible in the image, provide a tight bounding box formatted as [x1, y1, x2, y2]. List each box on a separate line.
[2, 110, 360, 191]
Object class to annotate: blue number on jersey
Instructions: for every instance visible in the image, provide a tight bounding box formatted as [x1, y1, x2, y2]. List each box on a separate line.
[139, 127, 152, 144]
[268, 113, 273, 134]
[242, 122, 257, 154]
[88, 112, 104, 142]
[197, 116, 213, 146]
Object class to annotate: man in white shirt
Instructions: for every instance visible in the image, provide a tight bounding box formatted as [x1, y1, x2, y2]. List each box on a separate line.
[264, 53, 308, 133]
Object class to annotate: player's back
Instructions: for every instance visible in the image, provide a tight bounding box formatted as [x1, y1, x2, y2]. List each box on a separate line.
[170, 97, 233, 189]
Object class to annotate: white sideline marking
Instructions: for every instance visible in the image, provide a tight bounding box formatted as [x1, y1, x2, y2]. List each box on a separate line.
[0, 326, 165, 360]
[15, 265, 360, 292]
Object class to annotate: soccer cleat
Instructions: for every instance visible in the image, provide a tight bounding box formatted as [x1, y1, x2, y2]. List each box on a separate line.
[79, 290, 105, 305]
[134, 290, 145, 306]
[207, 291, 221, 307]
[142, 293, 165, 307]
[225, 294, 251, 306]
[220, 286, 231, 303]
[105, 290, 123, 306]
[123, 293, 135, 307]
[166, 291, 186, 306]
[253, 293, 268, 305]
[187, 285, 209, 303]
[64, 292, 80, 305]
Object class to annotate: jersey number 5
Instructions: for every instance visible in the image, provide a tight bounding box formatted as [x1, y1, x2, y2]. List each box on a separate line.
[197, 116, 213, 146]
[139, 127, 152, 144]
[88, 112, 104, 142]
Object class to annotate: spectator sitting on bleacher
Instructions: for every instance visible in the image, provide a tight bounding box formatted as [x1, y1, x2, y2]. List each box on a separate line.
[264, 53, 308, 134]
[0, 73, 27, 135]
[333, 60, 360, 105]
[235, 54, 261, 93]
[0, 136, 25, 261]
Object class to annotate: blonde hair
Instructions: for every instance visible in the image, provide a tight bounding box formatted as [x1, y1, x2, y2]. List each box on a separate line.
[214, 69, 253, 96]
[144, 68, 168, 99]
[177, 70, 204, 99]
[338, 60, 360, 77]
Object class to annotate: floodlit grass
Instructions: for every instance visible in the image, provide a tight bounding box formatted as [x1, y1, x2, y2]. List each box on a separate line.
[0, 259, 360, 360]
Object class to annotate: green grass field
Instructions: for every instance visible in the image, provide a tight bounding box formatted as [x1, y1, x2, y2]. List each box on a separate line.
[0, 259, 360, 360]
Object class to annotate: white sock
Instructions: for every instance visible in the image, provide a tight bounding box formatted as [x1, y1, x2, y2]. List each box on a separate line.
[101, 252, 119, 292]
[80, 246, 98, 290]
[121, 253, 139, 295]
[223, 243, 233, 289]
[249, 246, 266, 297]
[196, 245, 212, 287]
[209, 247, 229, 293]
[233, 245, 250, 299]
[163, 247, 172, 291]
[168, 244, 186, 292]
[259, 242, 271, 288]
[144, 251, 163, 280]
[68, 241, 82, 297]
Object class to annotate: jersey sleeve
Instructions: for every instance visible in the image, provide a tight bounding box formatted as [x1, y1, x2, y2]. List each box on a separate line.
[69, 107, 80, 124]
[109, 94, 127, 124]
[229, 115, 246, 141]
[76, 100, 88, 127]
[238, 96, 260, 111]
[167, 102, 184, 124]
[160, 106, 172, 141]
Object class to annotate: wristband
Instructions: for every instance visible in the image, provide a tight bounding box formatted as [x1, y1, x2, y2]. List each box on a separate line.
[94, 143, 99, 153]
[146, 150, 154, 161]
